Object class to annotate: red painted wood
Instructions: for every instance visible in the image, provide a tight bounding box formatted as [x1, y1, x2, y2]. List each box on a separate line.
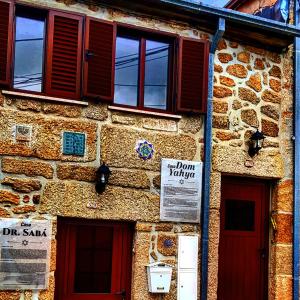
[177, 37, 209, 113]
[55, 219, 133, 300]
[45, 11, 83, 99]
[83, 17, 116, 101]
[0, 0, 13, 86]
[217, 177, 269, 300]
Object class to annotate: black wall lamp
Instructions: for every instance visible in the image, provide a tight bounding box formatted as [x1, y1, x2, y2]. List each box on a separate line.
[95, 162, 111, 193]
[248, 129, 265, 157]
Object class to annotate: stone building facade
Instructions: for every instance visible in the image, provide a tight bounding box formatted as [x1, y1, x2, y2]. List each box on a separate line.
[0, 0, 295, 299]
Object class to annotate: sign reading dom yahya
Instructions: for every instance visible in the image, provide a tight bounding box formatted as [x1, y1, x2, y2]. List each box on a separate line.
[0, 218, 52, 290]
[160, 159, 203, 223]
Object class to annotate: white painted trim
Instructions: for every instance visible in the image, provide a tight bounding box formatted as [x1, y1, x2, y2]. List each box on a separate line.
[108, 105, 182, 119]
[1, 90, 89, 106]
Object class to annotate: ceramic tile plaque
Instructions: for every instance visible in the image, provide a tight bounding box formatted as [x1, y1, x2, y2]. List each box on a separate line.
[0, 218, 52, 290]
[63, 131, 85, 156]
[160, 159, 202, 223]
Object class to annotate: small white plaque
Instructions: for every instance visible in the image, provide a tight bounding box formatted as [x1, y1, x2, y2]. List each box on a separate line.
[160, 158, 203, 223]
[0, 218, 52, 290]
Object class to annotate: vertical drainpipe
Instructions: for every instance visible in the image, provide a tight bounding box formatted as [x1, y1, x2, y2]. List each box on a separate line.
[294, 0, 300, 298]
[201, 17, 225, 300]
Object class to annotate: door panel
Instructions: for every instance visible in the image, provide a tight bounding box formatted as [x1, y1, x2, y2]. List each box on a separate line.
[55, 219, 133, 300]
[217, 177, 269, 300]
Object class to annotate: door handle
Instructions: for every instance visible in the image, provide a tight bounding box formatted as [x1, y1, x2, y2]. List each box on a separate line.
[115, 289, 126, 300]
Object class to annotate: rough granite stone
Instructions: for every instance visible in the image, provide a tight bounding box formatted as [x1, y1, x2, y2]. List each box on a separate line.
[142, 118, 177, 132]
[270, 79, 282, 92]
[0, 108, 97, 161]
[217, 53, 233, 63]
[100, 126, 197, 171]
[0, 292, 20, 300]
[219, 76, 235, 87]
[261, 90, 281, 104]
[261, 105, 279, 121]
[39, 275, 55, 300]
[12, 205, 36, 214]
[0, 207, 10, 217]
[40, 181, 160, 222]
[213, 86, 233, 98]
[0, 190, 20, 205]
[226, 64, 248, 78]
[2, 158, 54, 179]
[214, 64, 223, 73]
[215, 131, 240, 141]
[241, 109, 259, 128]
[213, 101, 228, 113]
[136, 222, 153, 232]
[43, 103, 82, 118]
[244, 45, 265, 55]
[1, 177, 41, 193]
[238, 87, 260, 105]
[262, 119, 279, 137]
[83, 102, 108, 121]
[155, 223, 173, 231]
[109, 169, 150, 189]
[15, 99, 42, 112]
[237, 51, 250, 63]
[269, 65, 282, 79]
[229, 41, 238, 48]
[179, 116, 204, 134]
[254, 58, 265, 70]
[57, 164, 96, 182]
[212, 145, 284, 178]
[246, 73, 262, 92]
[212, 115, 229, 129]
[217, 39, 227, 50]
[232, 99, 242, 110]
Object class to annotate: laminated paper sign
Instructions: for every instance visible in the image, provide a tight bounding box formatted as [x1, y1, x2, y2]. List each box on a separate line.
[0, 218, 52, 290]
[160, 159, 203, 223]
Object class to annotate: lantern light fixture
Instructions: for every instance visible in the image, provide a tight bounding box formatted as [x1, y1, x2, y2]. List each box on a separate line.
[95, 162, 111, 193]
[248, 129, 265, 157]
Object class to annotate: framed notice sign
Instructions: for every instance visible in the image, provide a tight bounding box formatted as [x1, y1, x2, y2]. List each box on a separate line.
[160, 159, 203, 223]
[0, 218, 52, 290]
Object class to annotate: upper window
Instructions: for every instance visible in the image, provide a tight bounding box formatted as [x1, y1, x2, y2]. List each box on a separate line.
[114, 34, 171, 111]
[0, 1, 209, 113]
[13, 8, 46, 92]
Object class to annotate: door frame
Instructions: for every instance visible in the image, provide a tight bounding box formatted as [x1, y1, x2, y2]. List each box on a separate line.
[55, 218, 133, 300]
[217, 176, 270, 300]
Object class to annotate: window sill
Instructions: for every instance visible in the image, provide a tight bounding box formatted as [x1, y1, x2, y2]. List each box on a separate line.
[108, 105, 182, 119]
[1, 90, 89, 106]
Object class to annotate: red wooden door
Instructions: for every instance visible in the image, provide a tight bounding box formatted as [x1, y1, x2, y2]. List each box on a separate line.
[55, 219, 133, 300]
[217, 177, 269, 300]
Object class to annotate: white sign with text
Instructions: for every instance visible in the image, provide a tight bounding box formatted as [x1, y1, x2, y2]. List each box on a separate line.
[0, 218, 52, 290]
[160, 159, 203, 223]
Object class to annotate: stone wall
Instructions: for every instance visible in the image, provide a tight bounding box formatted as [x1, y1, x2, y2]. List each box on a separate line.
[209, 40, 293, 299]
[0, 0, 294, 299]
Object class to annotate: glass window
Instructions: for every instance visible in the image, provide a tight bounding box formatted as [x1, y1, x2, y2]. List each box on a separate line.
[13, 11, 45, 92]
[114, 32, 171, 111]
[144, 40, 169, 110]
[114, 36, 139, 106]
[225, 199, 255, 231]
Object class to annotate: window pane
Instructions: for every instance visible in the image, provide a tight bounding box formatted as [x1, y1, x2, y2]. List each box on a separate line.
[13, 14, 45, 92]
[144, 40, 169, 110]
[74, 226, 113, 293]
[114, 37, 139, 106]
[225, 200, 255, 231]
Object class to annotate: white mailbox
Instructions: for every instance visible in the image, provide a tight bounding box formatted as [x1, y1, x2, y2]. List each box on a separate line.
[146, 262, 173, 293]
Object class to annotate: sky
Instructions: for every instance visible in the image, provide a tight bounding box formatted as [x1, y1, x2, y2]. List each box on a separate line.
[185, 0, 229, 7]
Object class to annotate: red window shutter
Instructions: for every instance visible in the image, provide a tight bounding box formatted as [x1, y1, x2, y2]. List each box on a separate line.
[177, 37, 209, 113]
[45, 11, 83, 99]
[83, 17, 116, 101]
[0, 0, 13, 86]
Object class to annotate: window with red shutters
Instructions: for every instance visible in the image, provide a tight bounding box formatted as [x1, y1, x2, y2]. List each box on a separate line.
[177, 37, 209, 113]
[0, 0, 13, 86]
[83, 18, 116, 101]
[45, 11, 83, 99]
